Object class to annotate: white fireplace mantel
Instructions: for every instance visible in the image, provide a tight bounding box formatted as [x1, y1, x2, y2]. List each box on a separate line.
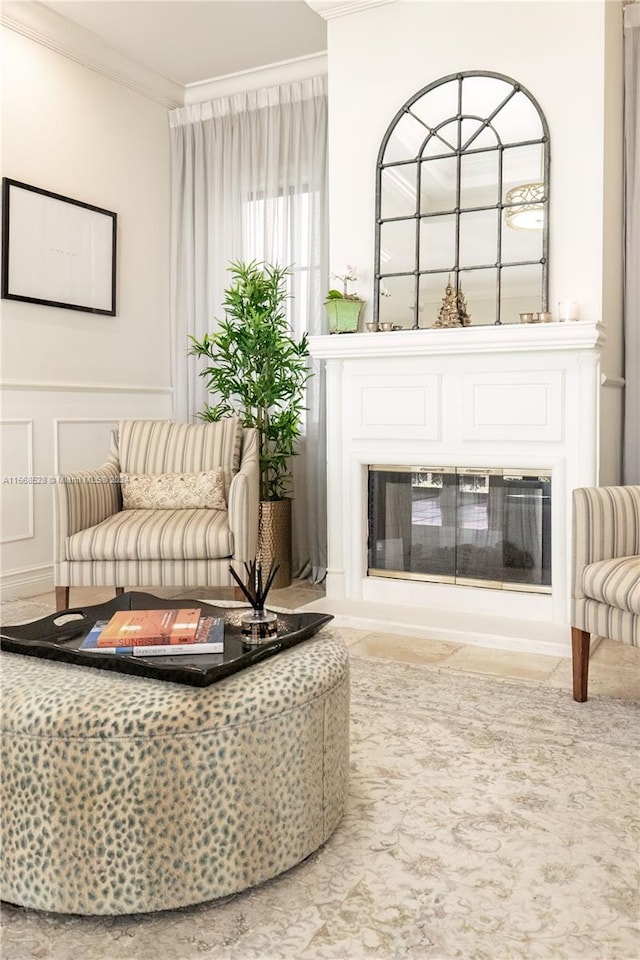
[308, 321, 606, 656]
[309, 320, 606, 360]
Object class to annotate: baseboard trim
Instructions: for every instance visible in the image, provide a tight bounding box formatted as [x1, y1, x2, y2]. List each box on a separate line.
[1, 564, 53, 601]
[301, 597, 572, 657]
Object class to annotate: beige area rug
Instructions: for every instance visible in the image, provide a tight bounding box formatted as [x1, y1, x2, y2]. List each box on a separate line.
[1, 622, 639, 960]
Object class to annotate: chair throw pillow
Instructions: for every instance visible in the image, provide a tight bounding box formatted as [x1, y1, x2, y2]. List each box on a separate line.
[120, 469, 227, 511]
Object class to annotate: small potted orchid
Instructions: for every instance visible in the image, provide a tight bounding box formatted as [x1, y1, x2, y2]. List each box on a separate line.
[324, 265, 364, 334]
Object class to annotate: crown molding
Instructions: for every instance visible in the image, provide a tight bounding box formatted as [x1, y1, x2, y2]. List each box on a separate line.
[305, 0, 396, 20]
[1, 1, 183, 109]
[183, 52, 328, 106]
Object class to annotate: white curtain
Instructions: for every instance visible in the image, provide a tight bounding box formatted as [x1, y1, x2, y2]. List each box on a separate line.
[169, 76, 328, 580]
[624, 3, 640, 484]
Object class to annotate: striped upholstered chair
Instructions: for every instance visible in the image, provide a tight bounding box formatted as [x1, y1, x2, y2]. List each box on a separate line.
[571, 485, 640, 701]
[54, 419, 259, 611]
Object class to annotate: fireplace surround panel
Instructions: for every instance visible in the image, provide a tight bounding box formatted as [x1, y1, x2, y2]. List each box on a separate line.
[309, 323, 605, 654]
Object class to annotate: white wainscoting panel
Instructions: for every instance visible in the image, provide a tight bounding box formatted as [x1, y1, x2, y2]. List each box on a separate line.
[54, 419, 120, 474]
[0, 420, 34, 543]
[352, 374, 440, 439]
[462, 370, 564, 442]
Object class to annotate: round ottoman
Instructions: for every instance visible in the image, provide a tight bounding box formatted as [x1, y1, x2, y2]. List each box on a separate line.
[1, 631, 349, 915]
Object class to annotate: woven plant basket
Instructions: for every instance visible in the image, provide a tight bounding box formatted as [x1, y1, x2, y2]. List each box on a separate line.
[257, 498, 292, 590]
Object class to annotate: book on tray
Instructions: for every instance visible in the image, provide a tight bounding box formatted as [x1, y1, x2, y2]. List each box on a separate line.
[79, 609, 224, 656]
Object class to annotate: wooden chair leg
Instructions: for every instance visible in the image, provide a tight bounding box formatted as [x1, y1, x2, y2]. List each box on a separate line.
[115, 587, 124, 597]
[55, 586, 70, 612]
[571, 627, 591, 702]
[233, 586, 246, 602]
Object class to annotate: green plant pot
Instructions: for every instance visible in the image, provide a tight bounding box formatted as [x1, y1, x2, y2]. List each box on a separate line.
[324, 299, 363, 334]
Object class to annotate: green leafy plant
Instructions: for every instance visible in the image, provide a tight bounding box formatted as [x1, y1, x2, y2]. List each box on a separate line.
[188, 260, 311, 502]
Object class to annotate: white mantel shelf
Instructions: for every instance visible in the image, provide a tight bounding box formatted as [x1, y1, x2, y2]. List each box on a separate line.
[308, 320, 605, 359]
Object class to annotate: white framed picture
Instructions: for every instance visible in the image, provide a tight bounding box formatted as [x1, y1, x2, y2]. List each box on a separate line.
[1, 178, 117, 316]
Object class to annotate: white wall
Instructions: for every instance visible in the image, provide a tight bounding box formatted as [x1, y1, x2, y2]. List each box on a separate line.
[1, 26, 172, 597]
[325, 0, 624, 479]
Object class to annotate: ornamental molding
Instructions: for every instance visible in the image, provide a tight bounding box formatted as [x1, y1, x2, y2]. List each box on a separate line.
[305, 0, 396, 21]
[183, 53, 328, 106]
[308, 321, 606, 360]
[1, 1, 182, 109]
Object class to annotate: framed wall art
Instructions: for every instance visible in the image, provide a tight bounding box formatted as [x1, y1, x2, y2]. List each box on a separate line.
[1, 178, 117, 316]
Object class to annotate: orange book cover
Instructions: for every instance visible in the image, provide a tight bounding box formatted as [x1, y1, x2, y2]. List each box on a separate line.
[96, 608, 202, 647]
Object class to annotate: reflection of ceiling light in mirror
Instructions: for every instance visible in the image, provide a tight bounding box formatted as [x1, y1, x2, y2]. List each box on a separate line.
[505, 182, 545, 230]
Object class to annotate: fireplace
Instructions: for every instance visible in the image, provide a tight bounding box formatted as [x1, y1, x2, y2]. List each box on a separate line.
[368, 467, 552, 591]
[308, 322, 605, 655]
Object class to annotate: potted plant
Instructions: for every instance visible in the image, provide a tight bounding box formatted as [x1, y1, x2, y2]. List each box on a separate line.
[324, 266, 364, 334]
[188, 260, 311, 588]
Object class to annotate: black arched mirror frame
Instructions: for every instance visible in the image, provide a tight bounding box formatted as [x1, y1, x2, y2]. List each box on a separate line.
[374, 71, 550, 329]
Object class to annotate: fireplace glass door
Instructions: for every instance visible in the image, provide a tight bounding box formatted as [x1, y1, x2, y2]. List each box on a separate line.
[368, 467, 551, 591]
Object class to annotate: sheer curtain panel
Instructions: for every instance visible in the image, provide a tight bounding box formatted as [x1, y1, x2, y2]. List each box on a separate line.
[624, 3, 639, 484]
[169, 77, 328, 580]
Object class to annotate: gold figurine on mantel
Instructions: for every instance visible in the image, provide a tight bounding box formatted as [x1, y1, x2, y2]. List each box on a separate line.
[432, 276, 471, 328]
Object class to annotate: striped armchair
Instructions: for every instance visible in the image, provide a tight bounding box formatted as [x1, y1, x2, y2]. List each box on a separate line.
[54, 419, 259, 611]
[571, 485, 640, 701]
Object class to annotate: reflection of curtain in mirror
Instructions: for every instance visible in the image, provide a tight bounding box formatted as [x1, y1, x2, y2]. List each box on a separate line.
[504, 488, 542, 581]
[455, 480, 502, 579]
[410, 480, 456, 573]
[486, 483, 504, 550]
[439, 482, 457, 550]
[384, 482, 412, 570]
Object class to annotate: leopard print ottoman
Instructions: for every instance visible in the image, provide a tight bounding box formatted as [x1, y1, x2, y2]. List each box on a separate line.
[1, 631, 349, 915]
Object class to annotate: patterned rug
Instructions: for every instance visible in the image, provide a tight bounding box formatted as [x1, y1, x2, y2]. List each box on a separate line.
[1, 622, 638, 960]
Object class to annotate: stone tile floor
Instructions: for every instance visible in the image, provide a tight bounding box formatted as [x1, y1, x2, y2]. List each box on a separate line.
[3, 580, 638, 701]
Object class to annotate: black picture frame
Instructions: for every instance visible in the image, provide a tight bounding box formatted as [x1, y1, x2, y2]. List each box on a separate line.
[1, 178, 117, 316]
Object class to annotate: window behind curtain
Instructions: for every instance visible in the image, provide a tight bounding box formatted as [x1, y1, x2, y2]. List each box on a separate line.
[244, 188, 319, 340]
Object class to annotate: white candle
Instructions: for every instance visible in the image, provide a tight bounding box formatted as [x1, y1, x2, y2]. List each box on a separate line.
[558, 301, 579, 322]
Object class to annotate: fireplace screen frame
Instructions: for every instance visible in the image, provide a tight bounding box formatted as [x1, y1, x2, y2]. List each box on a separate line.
[367, 464, 552, 594]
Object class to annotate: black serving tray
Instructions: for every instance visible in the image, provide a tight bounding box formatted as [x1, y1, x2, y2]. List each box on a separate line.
[0, 592, 333, 687]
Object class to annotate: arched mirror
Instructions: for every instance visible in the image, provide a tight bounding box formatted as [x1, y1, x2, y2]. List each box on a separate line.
[374, 72, 550, 329]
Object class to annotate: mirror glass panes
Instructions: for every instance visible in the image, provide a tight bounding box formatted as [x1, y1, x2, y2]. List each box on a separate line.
[376, 72, 549, 328]
[419, 215, 456, 271]
[419, 272, 453, 328]
[459, 268, 497, 326]
[460, 151, 499, 208]
[458, 210, 499, 267]
[409, 83, 459, 142]
[421, 157, 457, 212]
[379, 275, 415, 328]
[379, 220, 416, 274]
[501, 264, 542, 323]
[380, 166, 417, 219]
